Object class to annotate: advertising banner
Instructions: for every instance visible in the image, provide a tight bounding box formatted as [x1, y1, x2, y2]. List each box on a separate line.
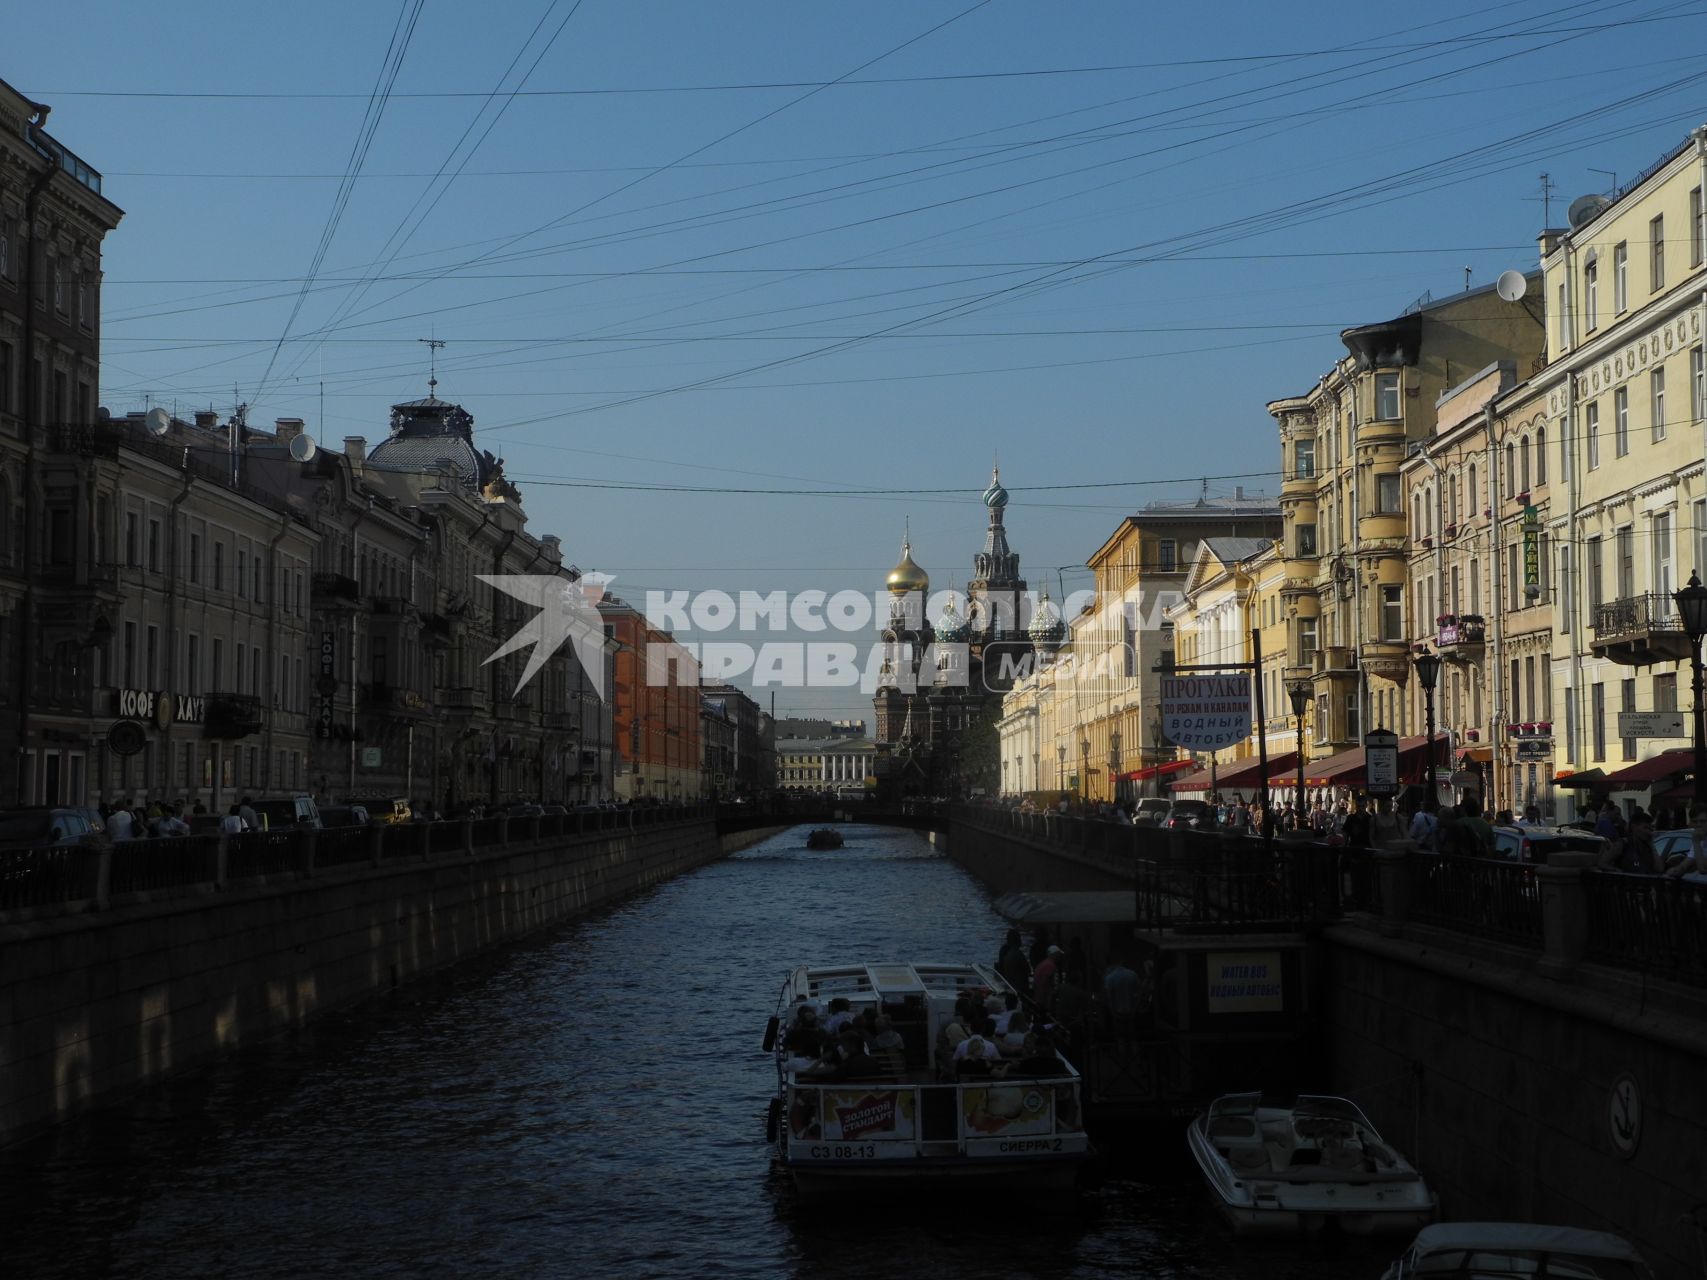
[1160, 673, 1252, 751]
[819, 1089, 915, 1141]
[962, 1085, 1052, 1137]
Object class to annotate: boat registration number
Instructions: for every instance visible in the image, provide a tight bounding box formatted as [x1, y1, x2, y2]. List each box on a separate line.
[808, 1144, 877, 1159]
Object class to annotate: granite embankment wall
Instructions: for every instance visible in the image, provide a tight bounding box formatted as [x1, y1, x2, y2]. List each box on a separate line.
[1, 818, 762, 1146]
[1326, 924, 1707, 1280]
[939, 818, 1132, 892]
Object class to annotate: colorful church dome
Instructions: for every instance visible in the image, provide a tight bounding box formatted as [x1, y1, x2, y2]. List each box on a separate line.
[982, 466, 1008, 509]
[936, 593, 969, 644]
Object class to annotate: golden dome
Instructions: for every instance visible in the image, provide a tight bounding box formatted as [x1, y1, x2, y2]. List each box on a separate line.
[886, 538, 930, 594]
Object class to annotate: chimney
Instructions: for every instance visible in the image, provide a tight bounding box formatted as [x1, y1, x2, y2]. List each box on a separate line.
[194, 410, 219, 430]
[275, 417, 304, 442]
[344, 436, 366, 464]
[541, 534, 561, 562]
[1235, 485, 1245, 501]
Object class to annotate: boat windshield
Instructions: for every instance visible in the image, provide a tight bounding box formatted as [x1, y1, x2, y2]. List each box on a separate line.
[1411, 1252, 1647, 1280]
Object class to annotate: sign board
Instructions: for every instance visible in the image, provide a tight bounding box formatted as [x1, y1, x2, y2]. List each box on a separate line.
[360, 746, 382, 768]
[1617, 712, 1686, 739]
[1159, 673, 1252, 751]
[1514, 738, 1553, 762]
[1523, 504, 1541, 599]
[1364, 729, 1400, 797]
[317, 631, 337, 741]
[108, 719, 147, 757]
[1205, 950, 1284, 1014]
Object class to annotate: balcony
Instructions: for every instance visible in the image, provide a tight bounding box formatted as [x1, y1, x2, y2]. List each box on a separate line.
[311, 572, 360, 606]
[371, 596, 413, 615]
[545, 710, 577, 731]
[441, 687, 482, 714]
[1436, 614, 1486, 661]
[1358, 640, 1412, 685]
[1311, 645, 1357, 677]
[204, 691, 264, 739]
[1591, 594, 1690, 666]
[419, 612, 452, 646]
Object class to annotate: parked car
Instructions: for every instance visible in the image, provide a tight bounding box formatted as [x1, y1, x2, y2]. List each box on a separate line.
[1164, 799, 1213, 830]
[250, 795, 322, 832]
[1382, 1223, 1652, 1280]
[0, 807, 96, 851]
[1132, 798, 1172, 826]
[1491, 825, 1609, 864]
[318, 804, 372, 829]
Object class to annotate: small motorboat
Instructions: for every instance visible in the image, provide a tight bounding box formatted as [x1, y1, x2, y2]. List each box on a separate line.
[1381, 1223, 1654, 1280]
[805, 828, 844, 850]
[1187, 1092, 1435, 1236]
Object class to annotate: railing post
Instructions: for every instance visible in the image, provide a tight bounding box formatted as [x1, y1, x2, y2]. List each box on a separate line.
[1373, 848, 1411, 937]
[1536, 850, 1595, 980]
[215, 832, 230, 888]
[76, 844, 111, 910]
[297, 827, 317, 878]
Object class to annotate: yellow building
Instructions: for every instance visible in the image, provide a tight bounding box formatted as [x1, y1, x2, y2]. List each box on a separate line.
[1536, 128, 1707, 815]
[1268, 283, 1545, 759]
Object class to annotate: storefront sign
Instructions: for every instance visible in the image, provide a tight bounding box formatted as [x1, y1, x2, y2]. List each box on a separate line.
[1514, 738, 1553, 762]
[360, 747, 382, 768]
[108, 719, 147, 757]
[1523, 505, 1541, 599]
[1617, 712, 1686, 738]
[112, 688, 205, 726]
[317, 630, 337, 740]
[1160, 674, 1252, 751]
[1206, 950, 1284, 1014]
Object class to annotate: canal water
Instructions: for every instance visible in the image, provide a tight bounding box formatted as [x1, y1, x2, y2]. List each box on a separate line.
[3, 825, 1393, 1279]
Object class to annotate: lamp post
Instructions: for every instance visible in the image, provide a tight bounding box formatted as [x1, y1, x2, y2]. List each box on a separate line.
[1079, 735, 1090, 807]
[1673, 570, 1707, 813]
[1414, 651, 1443, 814]
[1056, 742, 1065, 795]
[1109, 726, 1122, 804]
[1286, 674, 1312, 819]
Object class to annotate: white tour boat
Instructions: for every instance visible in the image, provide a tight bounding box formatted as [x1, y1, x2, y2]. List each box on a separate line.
[762, 961, 1091, 1195]
[1187, 1092, 1436, 1235]
[1381, 1224, 1654, 1280]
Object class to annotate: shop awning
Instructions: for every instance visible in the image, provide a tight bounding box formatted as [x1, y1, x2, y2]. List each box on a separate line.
[1554, 767, 1607, 788]
[1603, 749, 1696, 790]
[1168, 752, 1299, 793]
[1458, 743, 1493, 763]
[1119, 759, 1194, 783]
[1304, 734, 1435, 787]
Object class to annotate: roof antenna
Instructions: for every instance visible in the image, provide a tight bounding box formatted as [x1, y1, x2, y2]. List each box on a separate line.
[419, 336, 446, 396]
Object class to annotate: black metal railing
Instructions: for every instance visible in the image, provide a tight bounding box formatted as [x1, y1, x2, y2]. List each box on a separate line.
[109, 837, 213, 895]
[226, 830, 299, 880]
[314, 826, 373, 868]
[1583, 870, 1707, 984]
[1593, 593, 1684, 643]
[0, 846, 87, 910]
[1406, 854, 1543, 946]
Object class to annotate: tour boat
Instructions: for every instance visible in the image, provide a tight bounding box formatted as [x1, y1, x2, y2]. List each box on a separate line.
[1381, 1224, 1654, 1280]
[804, 828, 844, 850]
[1187, 1093, 1436, 1235]
[762, 961, 1091, 1196]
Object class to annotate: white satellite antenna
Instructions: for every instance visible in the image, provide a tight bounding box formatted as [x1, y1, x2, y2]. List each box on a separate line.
[1496, 270, 1528, 303]
[288, 431, 318, 463]
[144, 406, 170, 437]
[1567, 193, 1612, 229]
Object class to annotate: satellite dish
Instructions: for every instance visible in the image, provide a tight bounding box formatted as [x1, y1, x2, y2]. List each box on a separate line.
[1496, 270, 1528, 303]
[288, 432, 319, 462]
[1567, 193, 1612, 229]
[144, 406, 170, 437]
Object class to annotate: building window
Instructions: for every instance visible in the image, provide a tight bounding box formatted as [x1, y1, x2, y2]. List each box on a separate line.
[1616, 526, 1634, 599]
[211, 638, 223, 690]
[1376, 473, 1401, 514]
[1652, 367, 1667, 442]
[1298, 616, 1317, 660]
[1296, 523, 1316, 556]
[1380, 585, 1403, 641]
[1613, 241, 1628, 313]
[1614, 387, 1629, 457]
[251, 650, 261, 697]
[1586, 402, 1600, 469]
[1504, 442, 1515, 497]
[148, 519, 161, 572]
[1584, 257, 1598, 331]
[1557, 282, 1568, 349]
[1693, 186, 1705, 267]
[1586, 537, 1602, 612]
[187, 634, 200, 691]
[1375, 373, 1401, 421]
[147, 626, 158, 687]
[1345, 693, 1361, 742]
[1155, 540, 1176, 572]
[1654, 510, 1674, 598]
[1651, 215, 1665, 292]
[1294, 438, 1315, 479]
[1519, 437, 1531, 495]
[1592, 683, 1606, 762]
[189, 534, 202, 584]
[1621, 679, 1636, 761]
[213, 542, 224, 592]
[1694, 346, 1705, 421]
[1656, 673, 1678, 713]
[237, 549, 247, 598]
[1509, 544, 1521, 609]
[1559, 543, 1573, 633]
[122, 621, 136, 686]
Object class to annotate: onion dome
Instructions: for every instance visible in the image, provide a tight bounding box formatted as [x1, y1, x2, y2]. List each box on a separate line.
[1028, 590, 1065, 645]
[982, 466, 1008, 510]
[936, 593, 969, 644]
[887, 537, 930, 595]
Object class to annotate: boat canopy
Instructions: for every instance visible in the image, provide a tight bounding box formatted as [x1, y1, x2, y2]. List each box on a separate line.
[1404, 1223, 1648, 1263]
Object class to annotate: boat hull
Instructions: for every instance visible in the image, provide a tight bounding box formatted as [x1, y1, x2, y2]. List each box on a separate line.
[1212, 1201, 1436, 1238]
[784, 1152, 1083, 1199]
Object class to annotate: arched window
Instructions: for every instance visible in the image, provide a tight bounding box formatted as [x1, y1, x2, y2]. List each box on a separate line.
[1520, 437, 1531, 495]
[1505, 443, 1515, 497]
[1468, 463, 1478, 517]
[1535, 427, 1547, 485]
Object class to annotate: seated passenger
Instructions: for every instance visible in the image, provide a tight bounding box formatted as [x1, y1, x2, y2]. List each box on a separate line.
[997, 1010, 1031, 1057]
[824, 997, 854, 1036]
[782, 1006, 827, 1059]
[870, 1015, 906, 1053]
[1008, 1032, 1067, 1077]
[838, 1031, 886, 1079]
[800, 1041, 844, 1079]
[954, 1035, 997, 1077]
[993, 992, 1022, 1036]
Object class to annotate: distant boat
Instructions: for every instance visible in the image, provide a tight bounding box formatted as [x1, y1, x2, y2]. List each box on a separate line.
[805, 828, 845, 850]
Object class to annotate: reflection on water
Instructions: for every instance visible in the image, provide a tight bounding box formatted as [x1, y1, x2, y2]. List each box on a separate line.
[1, 824, 1394, 1279]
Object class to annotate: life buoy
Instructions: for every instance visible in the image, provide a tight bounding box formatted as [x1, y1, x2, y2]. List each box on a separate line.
[765, 1096, 782, 1144]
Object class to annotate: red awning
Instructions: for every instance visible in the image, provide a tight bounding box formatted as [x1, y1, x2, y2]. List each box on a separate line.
[1120, 759, 1194, 782]
[1168, 752, 1299, 793]
[1603, 749, 1696, 790]
[1305, 734, 1435, 788]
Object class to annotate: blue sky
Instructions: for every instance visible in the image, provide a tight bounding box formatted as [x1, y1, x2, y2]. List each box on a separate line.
[15, 1, 1707, 722]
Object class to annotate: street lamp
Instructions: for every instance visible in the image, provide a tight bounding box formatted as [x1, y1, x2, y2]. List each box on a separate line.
[1056, 742, 1066, 794]
[1286, 674, 1312, 820]
[1079, 735, 1091, 806]
[1414, 650, 1443, 814]
[1673, 570, 1707, 812]
[1109, 727, 1122, 803]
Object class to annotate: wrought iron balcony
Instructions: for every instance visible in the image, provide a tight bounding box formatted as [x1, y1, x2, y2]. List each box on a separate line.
[1436, 614, 1486, 660]
[1591, 593, 1690, 667]
[441, 686, 482, 713]
[311, 572, 360, 604]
